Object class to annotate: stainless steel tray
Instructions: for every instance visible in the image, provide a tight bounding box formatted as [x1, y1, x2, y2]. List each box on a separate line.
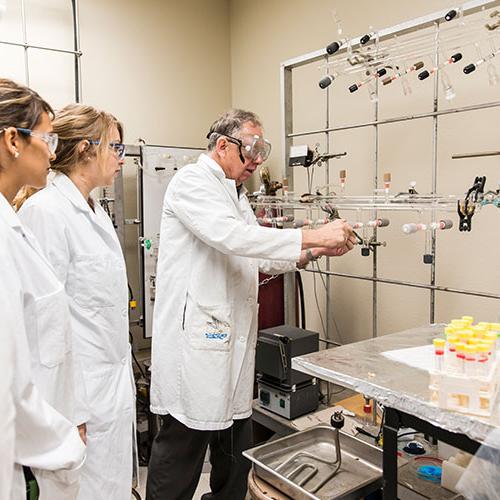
[243, 425, 383, 500]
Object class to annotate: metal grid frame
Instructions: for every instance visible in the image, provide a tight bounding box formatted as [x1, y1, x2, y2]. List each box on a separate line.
[0, 0, 82, 102]
[280, 0, 500, 337]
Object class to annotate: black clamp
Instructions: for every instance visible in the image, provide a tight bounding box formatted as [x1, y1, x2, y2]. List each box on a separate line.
[458, 176, 486, 232]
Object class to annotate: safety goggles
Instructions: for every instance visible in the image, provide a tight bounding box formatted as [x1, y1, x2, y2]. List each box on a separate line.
[11, 127, 59, 154]
[209, 132, 272, 162]
[88, 140, 126, 160]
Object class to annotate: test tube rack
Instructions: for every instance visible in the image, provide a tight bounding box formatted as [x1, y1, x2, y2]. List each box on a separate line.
[429, 359, 498, 417]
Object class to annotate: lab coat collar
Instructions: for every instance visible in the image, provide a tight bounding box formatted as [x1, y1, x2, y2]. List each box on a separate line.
[0, 192, 56, 269]
[198, 153, 239, 204]
[198, 153, 227, 182]
[0, 192, 22, 230]
[52, 173, 95, 214]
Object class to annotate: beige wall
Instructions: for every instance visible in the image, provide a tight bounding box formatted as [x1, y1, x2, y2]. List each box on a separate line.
[1, 0, 232, 349]
[230, 0, 500, 343]
[2, 0, 499, 348]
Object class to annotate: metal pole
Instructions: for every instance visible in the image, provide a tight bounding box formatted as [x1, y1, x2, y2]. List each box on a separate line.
[20, 0, 29, 85]
[430, 22, 440, 324]
[71, 0, 82, 103]
[306, 269, 500, 301]
[0, 40, 81, 55]
[280, 63, 296, 326]
[288, 100, 500, 138]
[372, 76, 379, 338]
[325, 56, 331, 342]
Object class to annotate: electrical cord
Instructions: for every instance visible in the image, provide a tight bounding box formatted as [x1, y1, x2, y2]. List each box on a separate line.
[129, 331, 146, 379]
[295, 271, 306, 329]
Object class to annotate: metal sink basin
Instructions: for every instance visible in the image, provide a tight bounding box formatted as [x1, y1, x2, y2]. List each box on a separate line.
[243, 425, 383, 500]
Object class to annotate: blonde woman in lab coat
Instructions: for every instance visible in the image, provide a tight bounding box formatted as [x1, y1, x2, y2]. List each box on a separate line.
[0, 78, 86, 499]
[18, 103, 136, 500]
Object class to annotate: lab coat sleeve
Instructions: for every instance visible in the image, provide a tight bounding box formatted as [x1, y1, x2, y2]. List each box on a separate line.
[18, 204, 91, 426]
[258, 258, 297, 275]
[8, 280, 86, 472]
[168, 169, 302, 261]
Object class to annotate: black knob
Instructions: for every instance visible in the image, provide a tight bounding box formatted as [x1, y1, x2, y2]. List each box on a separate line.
[451, 52, 462, 63]
[319, 74, 335, 89]
[349, 83, 359, 93]
[331, 411, 345, 429]
[423, 254, 433, 264]
[361, 247, 370, 257]
[360, 34, 371, 45]
[326, 41, 341, 55]
[418, 70, 430, 81]
[445, 9, 457, 21]
[464, 63, 476, 74]
[377, 68, 387, 77]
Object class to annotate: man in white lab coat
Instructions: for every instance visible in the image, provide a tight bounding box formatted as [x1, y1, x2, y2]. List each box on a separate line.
[147, 109, 355, 500]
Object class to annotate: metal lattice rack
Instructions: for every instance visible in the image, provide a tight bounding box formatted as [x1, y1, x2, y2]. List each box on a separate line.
[0, 0, 82, 102]
[279, 0, 500, 338]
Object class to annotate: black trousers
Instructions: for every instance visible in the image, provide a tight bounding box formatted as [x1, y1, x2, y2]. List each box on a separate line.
[146, 414, 252, 500]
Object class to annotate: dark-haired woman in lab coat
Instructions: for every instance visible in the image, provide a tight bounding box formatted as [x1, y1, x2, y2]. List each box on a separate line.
[0, 78, 85, 499]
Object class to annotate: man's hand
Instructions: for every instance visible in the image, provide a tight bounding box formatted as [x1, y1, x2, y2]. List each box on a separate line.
[317, 245, 352, 257]
[315, 219, 356, 250]
[77, 423, 87, 445]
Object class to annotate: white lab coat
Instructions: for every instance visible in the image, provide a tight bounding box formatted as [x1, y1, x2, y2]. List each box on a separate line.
[0, 232, 15, 500]
[19, 173, 136, 500]
[0, 196, 86, 500]
[150, 154, 301, 430]
[0, 193, 85, 499]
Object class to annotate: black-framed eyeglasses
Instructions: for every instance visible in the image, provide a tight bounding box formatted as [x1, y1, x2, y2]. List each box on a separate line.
[0, 127, 59, 154]
[88, 139, 126, 160]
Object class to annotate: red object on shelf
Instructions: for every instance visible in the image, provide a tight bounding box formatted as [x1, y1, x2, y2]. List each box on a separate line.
[258, 273, 284, 330]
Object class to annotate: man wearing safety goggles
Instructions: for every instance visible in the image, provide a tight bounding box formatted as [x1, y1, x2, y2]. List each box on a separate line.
[147, 110, 356, 500]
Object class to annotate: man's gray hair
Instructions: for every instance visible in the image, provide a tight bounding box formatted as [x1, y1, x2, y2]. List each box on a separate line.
[206, 109, 262, 151]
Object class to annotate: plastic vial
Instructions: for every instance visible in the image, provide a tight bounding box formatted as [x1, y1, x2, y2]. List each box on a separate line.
[484, 333, 497, 359]
[461, 316, 474, 326]
[455, 342, 466, 374]
[433, 339, 446, 372]
[464, 345, 477, 377]
[446, 335, 458, 372]
[489, 323, 500, 339]
[477, 343, 491, 377]
[444, 326, 456, 338]
[471, 325, 487, 340]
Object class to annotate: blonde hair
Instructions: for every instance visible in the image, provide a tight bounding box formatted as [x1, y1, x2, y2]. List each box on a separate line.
[14, 103, 124, 209]
[50, 103, 123, 175]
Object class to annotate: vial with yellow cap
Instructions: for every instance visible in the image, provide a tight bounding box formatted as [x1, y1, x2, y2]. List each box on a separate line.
[455, 342, 466, 374]
[476, 343, 491, 377]
[444, 326, 456, 338]
[489, 323, 500, 338]
[484, 333, 497, 357]
[433, 338, 446, 371]
[461, 315, 474, 326]
[445, 335, 458, 371]
[477, 322, 491, 331]
[464, 345, 477, 376]
[451, 319, 467, 328]
[471, 325, 486, 340]
[457, 329, 473, 344]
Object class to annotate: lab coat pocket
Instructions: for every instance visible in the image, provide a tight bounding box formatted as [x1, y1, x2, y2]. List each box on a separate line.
[68, 254, 121, 309]
[184, 294, 232, 351]
[35, 287, 70, 368]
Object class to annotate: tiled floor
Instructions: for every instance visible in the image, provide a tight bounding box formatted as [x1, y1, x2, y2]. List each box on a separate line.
[134, 466, 211, 500]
